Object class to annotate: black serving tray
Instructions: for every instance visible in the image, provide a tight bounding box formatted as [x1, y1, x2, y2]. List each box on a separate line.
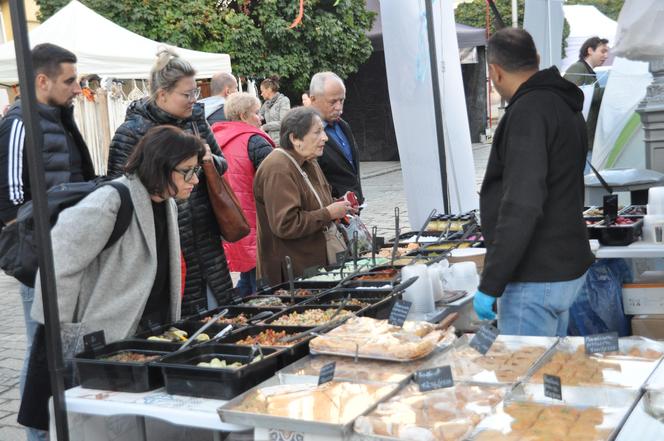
[304, 289, 398, 320]
[189, 306, 282, 326]
[131, 320, 226, 344]
[250, 281, 334, 297]
[595, 218, 644, 246]
[263, 304, 365, 327]
[74, 340, 179, 392]
[232, 294, 309, 309]
[215, 325, 314, 367]
[155, 344, 281, 399]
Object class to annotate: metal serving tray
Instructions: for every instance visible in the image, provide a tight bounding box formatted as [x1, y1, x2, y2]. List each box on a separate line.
[525, 336, 664, 391]
[275, 354, 417, 385]
[351, 382, 509, 441]
[419, 335, 559, 386]
[218, 377, 401, 437]
[616, 391, 664, 440]
[468, 384, 640, 441]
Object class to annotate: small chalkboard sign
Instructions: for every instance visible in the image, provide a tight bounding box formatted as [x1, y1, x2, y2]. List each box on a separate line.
[83, 330, 106, 353]
[415, 366, 454, 392]
[336, 250, 348, 265]
[318, 361, 336, 385]
[543, 374, 563, 400]
[302, 266, 321, 278]
[469, 324, 499, 355]
[373, 236, 385, 252]
[388, 300, 412, 327]
[585, 332, 619, 354]
[603, 194, 618, 224]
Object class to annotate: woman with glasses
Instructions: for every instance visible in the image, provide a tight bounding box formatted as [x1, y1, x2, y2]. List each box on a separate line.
[108, 48, 234, 316]
[20, 126, 204, 436]
[211, 92, 274, 296]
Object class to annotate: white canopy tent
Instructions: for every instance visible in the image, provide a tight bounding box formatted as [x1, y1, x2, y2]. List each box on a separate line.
[0, 0, 231, 84]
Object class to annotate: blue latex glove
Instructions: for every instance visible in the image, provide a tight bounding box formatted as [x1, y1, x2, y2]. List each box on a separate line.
[473, 290, 497, 321]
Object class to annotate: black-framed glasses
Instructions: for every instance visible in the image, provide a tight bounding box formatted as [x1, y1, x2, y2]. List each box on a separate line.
[173, 165, 201, 182]
[177, 87, 201, 102]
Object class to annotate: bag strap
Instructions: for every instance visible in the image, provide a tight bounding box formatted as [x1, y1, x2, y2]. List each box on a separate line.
[587, 159, 613, 194]
[100, 182, 135, 250]
[274, 148, 325, 209]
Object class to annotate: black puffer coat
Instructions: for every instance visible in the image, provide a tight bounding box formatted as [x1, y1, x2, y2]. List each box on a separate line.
[107, 98, 233, 316]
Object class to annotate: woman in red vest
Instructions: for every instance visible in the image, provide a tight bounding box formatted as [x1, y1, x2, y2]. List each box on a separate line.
[212, 92, 275, 295]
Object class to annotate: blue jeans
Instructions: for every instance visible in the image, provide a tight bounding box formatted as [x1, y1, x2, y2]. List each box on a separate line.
[236, 268, 257, 297]
[20, 284, 48, 441]
[497, 273, 588, 337]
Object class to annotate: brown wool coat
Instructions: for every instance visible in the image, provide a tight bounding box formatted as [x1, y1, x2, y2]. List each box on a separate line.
[254, 148, 334, 284]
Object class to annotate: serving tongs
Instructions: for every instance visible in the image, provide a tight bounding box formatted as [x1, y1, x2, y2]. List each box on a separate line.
[176, 308, 228, 353]
[277, 294, 353, 344]
[413, 209, 437, 244]
[428, 223, 480, 265]
[211, 309, 275, 342]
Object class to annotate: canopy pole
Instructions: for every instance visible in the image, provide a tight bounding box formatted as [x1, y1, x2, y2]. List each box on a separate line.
[424, 0, 451, 214]
[8, 1, 70, 440]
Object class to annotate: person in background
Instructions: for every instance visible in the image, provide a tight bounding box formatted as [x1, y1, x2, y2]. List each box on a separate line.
[108, 48, 233, 316]
[0, 43, 96, 441]
[309, 72, 364, 204]
[564, 36, 609, 164]
[19, 125, 202, 438]
[259, 76, 291, 145]
[473, 28, 593, 337]
[302, 91, 312, 107]
[254, 107, 353, 284]
[199, 72, 238, 125]
[212, 92, 274, 295]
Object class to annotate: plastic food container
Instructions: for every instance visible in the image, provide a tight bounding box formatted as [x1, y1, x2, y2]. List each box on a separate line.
[74, 340, 179, 392]
[155, 344, 281, 399]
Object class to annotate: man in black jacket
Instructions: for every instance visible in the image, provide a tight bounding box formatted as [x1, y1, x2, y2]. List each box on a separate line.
[309, 72, 364, 204]
[473, 28, 594, 336]
[0, 43, 95, 441]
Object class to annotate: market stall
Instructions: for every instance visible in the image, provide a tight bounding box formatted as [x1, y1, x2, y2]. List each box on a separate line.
[43, 209, 664, 440]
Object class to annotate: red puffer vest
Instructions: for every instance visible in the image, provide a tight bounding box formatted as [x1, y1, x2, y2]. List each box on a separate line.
[212, 121, 275, 272]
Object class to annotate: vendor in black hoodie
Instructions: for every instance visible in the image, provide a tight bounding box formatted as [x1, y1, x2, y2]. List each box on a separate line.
[473, 28, 594, 337]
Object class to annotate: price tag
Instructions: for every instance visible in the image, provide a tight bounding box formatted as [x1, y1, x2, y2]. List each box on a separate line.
[543, 374, 563, 400]
[373, 236, 385, 252]
[318, 361, 336, 385]
[585, 332, 619, 354]
[302, 266, 321, 278]
[415, 366, 454, 392]
[469, 324, 499, 355]
[83, 330, 106, 353]
[388, 300, 412, 327]
[603, 194, 618, 224]
[267, 429, 304, 441]
[336, 250, 348, 265]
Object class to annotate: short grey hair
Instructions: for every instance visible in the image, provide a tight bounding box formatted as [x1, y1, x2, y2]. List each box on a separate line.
[149, 48, 196, 99]
[309, 72, 344, 97]
[224, 92, 260, 121]
[210, 72, 237, 96]
[280, 107, 322, 150]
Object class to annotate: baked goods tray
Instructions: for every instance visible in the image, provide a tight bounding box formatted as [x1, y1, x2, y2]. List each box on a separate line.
[467, 383, 640, 441]
[419, 334, 559, 386]
[524, 336, 664, 391]
[349, 382, 510, 441]
[218, 376, 402, 437]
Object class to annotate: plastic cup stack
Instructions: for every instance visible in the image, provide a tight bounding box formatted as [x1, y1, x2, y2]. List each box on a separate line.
[645, 187, 664, 242]
[445, 262, 480, 294]
[401, 264, 436, 320]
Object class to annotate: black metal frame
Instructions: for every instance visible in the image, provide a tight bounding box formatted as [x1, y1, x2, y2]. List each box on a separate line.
[8, 1, 70, 439]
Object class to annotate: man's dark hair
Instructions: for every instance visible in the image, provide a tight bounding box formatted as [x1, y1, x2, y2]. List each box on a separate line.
[125, 125, 205, 197]
[487, 28, 539, 72]
[579, 36, 609, 61]
[280, 107, 321, 150]
[32, 43, 77, 79]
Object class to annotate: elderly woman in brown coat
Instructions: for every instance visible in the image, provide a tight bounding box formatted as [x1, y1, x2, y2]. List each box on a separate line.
[254, 107, 353, 284]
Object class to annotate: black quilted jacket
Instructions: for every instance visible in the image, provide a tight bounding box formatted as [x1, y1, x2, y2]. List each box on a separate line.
[107, 98, 233, 316]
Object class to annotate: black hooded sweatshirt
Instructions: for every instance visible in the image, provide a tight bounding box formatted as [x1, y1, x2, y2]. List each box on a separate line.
[479, 66, 594, 296]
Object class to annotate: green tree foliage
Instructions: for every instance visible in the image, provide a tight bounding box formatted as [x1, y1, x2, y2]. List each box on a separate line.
[36, 0, 375, 97]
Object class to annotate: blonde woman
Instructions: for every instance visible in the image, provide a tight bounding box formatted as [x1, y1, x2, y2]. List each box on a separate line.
[108, 48, 233, 315]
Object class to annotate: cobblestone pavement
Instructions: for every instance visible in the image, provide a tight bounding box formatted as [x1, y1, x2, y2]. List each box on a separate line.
[0, 143, 491, 439]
